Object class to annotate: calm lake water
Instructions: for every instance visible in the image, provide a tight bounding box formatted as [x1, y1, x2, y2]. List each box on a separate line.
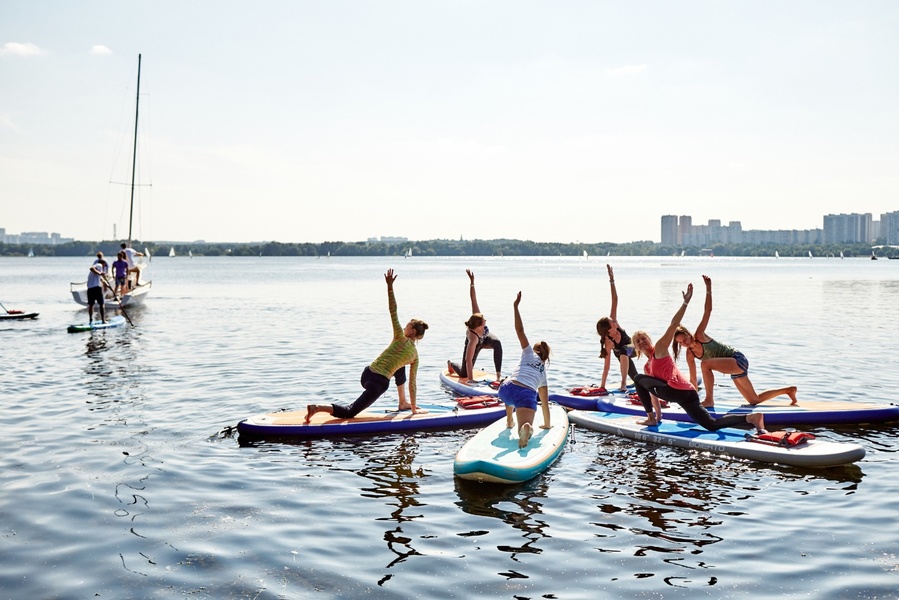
[1, 255, 898, 599]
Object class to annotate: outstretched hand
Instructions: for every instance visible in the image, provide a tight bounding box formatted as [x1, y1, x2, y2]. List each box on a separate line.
[385, 269, 397, 287]
[513, 291, 522, 307]
[682, 283, 694, 304]
[702, 274, 712, 289]
[606, 264, 614, 280]
[466, 269, 475, 283]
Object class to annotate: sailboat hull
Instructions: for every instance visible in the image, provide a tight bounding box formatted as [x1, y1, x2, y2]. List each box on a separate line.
[71, 280, 152, 308]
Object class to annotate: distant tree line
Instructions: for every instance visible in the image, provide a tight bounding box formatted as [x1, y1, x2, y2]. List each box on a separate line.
[2, 239, 896, 259]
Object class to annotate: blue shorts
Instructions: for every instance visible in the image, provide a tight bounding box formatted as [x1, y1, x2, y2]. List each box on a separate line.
[731, 351, 749, 379]
[498, 380, 538, 411]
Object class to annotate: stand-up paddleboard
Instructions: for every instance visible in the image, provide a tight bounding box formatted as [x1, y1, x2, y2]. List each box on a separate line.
[0, 312, 39, 320]
[568, 410, 866, 468]
[552, 387, 899, 426]
[237, 398, 505, 439]
[439, 368, 500, 397]
[67, 315, 127, 333]
[454, 404, 569, 484]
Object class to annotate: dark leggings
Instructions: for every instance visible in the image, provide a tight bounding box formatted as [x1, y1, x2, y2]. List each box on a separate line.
[613, 350, 639, 381]
[633, 374, 748, 431]
[332, 366, 390, 419]
[451, 332, 504, 378]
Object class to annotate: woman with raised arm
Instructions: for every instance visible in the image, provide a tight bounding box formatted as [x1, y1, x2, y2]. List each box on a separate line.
[496, 292, 552, 448]
[448, 269, 503, 384]
[305, 269, 429, 422]
[596, 264, 638, 392]
[631, 283, 766, 433]
[673, 275, 798, 408]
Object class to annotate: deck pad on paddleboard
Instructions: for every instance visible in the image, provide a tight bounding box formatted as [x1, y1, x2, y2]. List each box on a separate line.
[551, 389, 899, 426]
[454, 404, 569, 484]
[67, 315, 127, 333]
[237, 402, 505, 438]
[568, 410, 865, 467]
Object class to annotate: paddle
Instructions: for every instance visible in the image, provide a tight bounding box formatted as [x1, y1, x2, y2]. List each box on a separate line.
[102, 274, 134, 327]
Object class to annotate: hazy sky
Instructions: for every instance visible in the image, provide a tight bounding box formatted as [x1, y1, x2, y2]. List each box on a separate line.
[2, 1, 898, 244]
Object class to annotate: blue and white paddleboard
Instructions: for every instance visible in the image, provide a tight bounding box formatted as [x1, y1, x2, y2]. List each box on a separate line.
[67, 315, 127, 333]
[440, 368, 499, 397]
[454, 404, 569, 484]
[568, 410, 866, 468]
[552, 388, 899, 426]
[237, 400, 505, 439]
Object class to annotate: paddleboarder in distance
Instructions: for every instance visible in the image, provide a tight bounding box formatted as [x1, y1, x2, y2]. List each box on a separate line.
[86, 253, 108, 324]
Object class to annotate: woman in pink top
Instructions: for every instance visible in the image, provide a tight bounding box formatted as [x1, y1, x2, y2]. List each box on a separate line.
[631, 282, 766, 434]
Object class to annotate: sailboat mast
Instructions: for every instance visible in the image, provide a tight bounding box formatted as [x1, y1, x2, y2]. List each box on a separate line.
[128, 53, 142, 244]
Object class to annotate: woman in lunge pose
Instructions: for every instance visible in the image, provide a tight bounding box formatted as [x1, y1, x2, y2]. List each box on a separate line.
[305, 269, 428, 422]
[631, 283, 766, 433]
[672, 275, 797, 408]
[448, 269, 503, 384]
[596, 264, 638, 392]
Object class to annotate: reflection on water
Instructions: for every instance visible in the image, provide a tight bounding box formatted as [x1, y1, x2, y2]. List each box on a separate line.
[454, 474, 552, 566]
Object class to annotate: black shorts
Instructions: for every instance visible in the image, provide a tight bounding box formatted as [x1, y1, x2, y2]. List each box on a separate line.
[87, 286, 104, 305]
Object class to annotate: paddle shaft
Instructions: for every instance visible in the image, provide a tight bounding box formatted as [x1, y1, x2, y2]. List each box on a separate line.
[102, 275, 134, 326]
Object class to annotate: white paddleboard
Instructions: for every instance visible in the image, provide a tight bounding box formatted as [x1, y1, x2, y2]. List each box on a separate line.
[454, 404, 569, 483]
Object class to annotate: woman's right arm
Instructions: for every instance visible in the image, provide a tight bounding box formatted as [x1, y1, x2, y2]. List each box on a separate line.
[607, 264, 619, 321]
[467, 269, 480, 314]
[513, 292, 528, 349]
[385, 269, 401, 336]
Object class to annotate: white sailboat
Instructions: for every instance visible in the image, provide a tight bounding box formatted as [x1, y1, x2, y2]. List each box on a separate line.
[775, 250, 779, 258]
[404, 248, 412, 258]
[169, 247, 176, 257]
[71, 54, 152, 308]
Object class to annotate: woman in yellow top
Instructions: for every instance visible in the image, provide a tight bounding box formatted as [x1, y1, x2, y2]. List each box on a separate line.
[305, 269, 429, 422]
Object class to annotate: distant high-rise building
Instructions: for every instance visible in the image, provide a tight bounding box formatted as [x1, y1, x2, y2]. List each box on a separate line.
[882, 211, 899, 245]
[823, 213, 873, 243]
[678, 215, 691, 246]
[660, 215, 678, 246]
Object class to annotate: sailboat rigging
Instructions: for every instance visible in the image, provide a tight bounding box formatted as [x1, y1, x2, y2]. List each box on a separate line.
[71, 54, 152, 308]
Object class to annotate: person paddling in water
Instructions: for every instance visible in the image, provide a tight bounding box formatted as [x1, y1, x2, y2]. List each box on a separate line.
[672, 275, 798, 408]
[497, 292, 551, 448]
[596, 264, 638, 392]
[305, 269, 429, 422]
[631, 282, 766, 434]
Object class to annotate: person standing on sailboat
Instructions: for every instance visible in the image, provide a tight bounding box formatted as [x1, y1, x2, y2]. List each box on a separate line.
[87, 253, 108, 324]
[112, 251, 129, 298]
[120, 243, 145, 292]
[672, 275, 798, 408]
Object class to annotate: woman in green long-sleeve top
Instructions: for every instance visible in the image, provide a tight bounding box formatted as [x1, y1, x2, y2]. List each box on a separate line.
[305, 269, 429, 422]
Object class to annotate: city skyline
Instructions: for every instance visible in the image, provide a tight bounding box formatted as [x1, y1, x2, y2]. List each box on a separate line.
[662, 209, 899, 247]
[2, 3, 899, 244]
